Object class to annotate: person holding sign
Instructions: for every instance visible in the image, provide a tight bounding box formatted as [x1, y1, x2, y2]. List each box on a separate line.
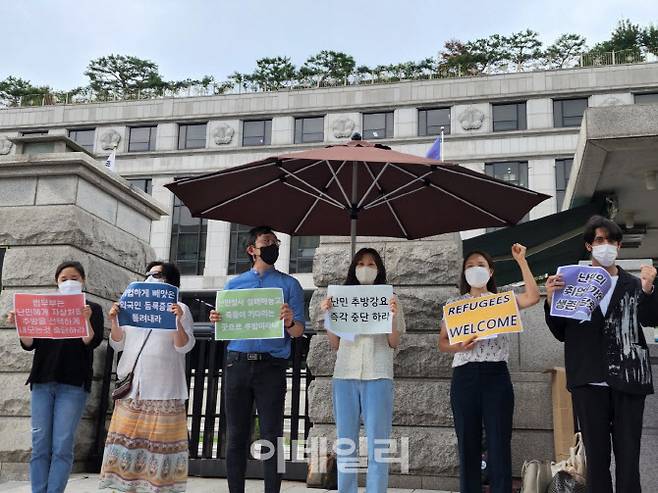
[439, 245, 539, 493]
[99, 261, 195, 493]
[544, 215, 658, 493]
[6, 261, 103, 493]
[320, 248, 405, 493]
[208, 226, 304, 493]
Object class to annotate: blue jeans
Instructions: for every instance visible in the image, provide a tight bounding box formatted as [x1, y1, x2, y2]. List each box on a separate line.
[332, 378, 394, 493]
[30, 383, 88, 493]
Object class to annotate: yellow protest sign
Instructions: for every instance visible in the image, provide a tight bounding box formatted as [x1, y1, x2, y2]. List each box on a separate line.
[442, 291, 522, 345]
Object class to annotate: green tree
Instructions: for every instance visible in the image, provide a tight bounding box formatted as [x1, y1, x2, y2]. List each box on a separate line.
[249, 56, 296, 90]
[85, 54, 166, 97]
[301, 50, 355, 85]
[591, 19, 643, 60]
[640, 24, 658, 55]
[0, 76, 50, 106]
[504, 29, 543, 71]
[543, 34, 588, 68]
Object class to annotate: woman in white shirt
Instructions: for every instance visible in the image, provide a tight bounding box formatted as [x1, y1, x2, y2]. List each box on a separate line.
[321, 248, 405, 493]
[438, 244, 539, 493]
[99, 262, 195, 493]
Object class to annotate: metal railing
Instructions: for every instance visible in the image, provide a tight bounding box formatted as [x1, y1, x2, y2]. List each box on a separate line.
[3, 49, 657, 110]
[92, 325, 316, 480]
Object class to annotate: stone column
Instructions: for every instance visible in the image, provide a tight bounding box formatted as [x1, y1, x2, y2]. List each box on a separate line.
[0, 147, 166, 480]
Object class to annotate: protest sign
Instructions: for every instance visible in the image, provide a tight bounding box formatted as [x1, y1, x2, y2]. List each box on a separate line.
[326, 285, 393, 335]
[118, 282, 179, 329]
[215, 288, 284, 340]
[550, 265, 612, 321]
[443, 291, 522, 345]
[14, 293, 88, 339]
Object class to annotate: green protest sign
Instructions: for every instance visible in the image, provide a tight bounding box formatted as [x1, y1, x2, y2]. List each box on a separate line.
[215, 288, 284, 340]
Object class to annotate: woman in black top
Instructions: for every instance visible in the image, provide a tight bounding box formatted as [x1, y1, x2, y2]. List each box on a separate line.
[7, 261, 104, 493]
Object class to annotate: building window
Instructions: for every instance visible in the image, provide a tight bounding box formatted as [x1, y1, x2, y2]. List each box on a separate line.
[634, 92, 658, 104]
[20, 130, 48, 136]
[242, 120, 272, 146]
[485, 161, 529, 231]
[363, 112, 393, 140]
[129, 126, 157, 152]
[418, 108, 451, 136]
[555, 158, 573, 210]
[294, 116, 324, 144]
[553, 98, 588, 128]
[289, 236, 320, 274]
[180, 292, 216, 323]
[127, 178, 152, 195]
[170, 195, 207, 275]
[492, 102, 527, 132]
[178, 123, 207, 150]
[228, 223, 253, 275]
[68, 128, 95, 152]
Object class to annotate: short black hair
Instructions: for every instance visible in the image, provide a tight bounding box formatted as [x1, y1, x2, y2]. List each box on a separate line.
[583, 215, 623, 245]
[344, 248, 387, 285]
[247, 226, 276, 247]
[55, 261, 86, 281]
[146, 261, 164, 273]
[459, 250, 498, 295]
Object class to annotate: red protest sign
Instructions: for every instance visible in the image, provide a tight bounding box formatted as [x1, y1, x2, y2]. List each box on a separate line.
[13, 293, 89, 339]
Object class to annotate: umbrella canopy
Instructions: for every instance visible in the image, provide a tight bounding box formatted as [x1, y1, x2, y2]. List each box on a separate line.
[165, 138, 550, 253]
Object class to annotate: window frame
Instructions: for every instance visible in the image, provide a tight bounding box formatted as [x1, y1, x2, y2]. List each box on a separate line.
[362, 111, 394, 140]
[555, 158, 573, 210]
[228, 223, 254, 275]
[418, 107, 451, 136]
[242, 119, 273, 146]
[289, 235, 320, 274]
[128, 125, 157, 152]
[178, 122, 207, 150]
[492, 101, 527, 132]
[169, 192, 208, 276]
[68, 128, 96, 152]
[294, 116, 325, 144]
[553, 98, 588, 128]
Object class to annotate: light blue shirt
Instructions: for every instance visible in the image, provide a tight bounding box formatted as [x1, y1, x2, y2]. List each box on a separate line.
[225, 267, 305, 358]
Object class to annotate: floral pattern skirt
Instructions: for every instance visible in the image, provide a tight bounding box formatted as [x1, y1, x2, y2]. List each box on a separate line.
[99, 399, 188, 493]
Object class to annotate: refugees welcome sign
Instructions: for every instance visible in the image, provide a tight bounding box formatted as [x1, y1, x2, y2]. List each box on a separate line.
[443, 291, 522, 345]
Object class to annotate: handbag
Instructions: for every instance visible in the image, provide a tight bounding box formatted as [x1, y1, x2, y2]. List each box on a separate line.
[111, 330, 152, 401]
[521, 459, 553, 493]
[547, 470, 586, 493]
[551, 432, 586, 482]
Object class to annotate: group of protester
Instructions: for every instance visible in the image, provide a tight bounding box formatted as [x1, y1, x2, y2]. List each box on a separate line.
[6, 215, 657, 493]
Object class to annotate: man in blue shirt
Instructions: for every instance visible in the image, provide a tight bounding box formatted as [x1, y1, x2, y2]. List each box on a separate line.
[210, 226, 305, 493]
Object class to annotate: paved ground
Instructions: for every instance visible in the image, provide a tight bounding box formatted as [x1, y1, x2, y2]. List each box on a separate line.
[0, 474, 456, 492]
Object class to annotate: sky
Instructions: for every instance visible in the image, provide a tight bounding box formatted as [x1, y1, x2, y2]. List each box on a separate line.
[1, 0, 656, 90]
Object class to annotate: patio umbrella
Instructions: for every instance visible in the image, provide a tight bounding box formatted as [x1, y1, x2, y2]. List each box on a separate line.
[165, 136, 550, 256]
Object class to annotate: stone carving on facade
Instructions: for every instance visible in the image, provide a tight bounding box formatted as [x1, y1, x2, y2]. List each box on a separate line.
[458, 106, 485, 130]
[0, 137, 13, 155]
[601, 96, 622, 106]
[100, 129, 121, 150]
[332, 118, 356, 138]
[213, 124, 235, 145]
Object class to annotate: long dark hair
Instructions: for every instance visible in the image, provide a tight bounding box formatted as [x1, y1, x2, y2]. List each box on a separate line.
[344, 248, 387, 285]
[459, 250, 497, 295]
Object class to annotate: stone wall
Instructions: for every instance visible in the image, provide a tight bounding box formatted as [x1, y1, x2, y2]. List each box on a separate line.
[0, 149, 165, 480]
[306, 234, 565, 490]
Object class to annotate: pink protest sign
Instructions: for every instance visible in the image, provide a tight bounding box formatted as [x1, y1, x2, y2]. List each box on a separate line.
[14, 293, 88, 339]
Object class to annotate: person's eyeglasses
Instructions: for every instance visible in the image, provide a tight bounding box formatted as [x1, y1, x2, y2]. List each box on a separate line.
[145, 271, 164, 279]
[258, 239, 281, 247]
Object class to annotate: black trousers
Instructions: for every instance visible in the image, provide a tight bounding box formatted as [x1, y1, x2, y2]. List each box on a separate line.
[571, 385, 646, 493]
[450, 361, 514, 493]
[224, 352, 288, 493]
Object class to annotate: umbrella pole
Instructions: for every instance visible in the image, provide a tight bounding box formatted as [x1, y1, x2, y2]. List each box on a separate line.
[350, 161, 358, 258]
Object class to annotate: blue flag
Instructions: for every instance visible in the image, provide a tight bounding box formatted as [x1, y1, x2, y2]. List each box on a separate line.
[426, 134, 442, 160]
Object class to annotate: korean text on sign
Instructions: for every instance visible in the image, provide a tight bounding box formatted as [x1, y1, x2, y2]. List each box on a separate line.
[550, 265, 612, 321]
[118, 282, 179, 330]
[215, 288, 284, 340]
[443, 291, 522, 345]
[326, 284, 394, 335]
[13, 293, 88, 339]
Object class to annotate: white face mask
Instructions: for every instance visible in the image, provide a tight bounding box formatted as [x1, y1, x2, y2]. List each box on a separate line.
[464, 266, 491, 289]
[58, 279, 83, 294]
[145, 275, 165, 284]
[355, 266, 378, 285]
[592, 244, 618, 267]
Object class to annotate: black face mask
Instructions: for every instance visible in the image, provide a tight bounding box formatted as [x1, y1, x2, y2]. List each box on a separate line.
[258, 244, 279, 265]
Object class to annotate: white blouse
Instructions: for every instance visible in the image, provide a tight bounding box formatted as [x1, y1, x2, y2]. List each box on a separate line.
[447, 293, 510, 368]
[109, 302, 195, 400]
[332, 299, 406, 381]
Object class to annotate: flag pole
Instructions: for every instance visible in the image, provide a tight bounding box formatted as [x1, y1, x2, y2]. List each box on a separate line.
[440, 126, 445, 162]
